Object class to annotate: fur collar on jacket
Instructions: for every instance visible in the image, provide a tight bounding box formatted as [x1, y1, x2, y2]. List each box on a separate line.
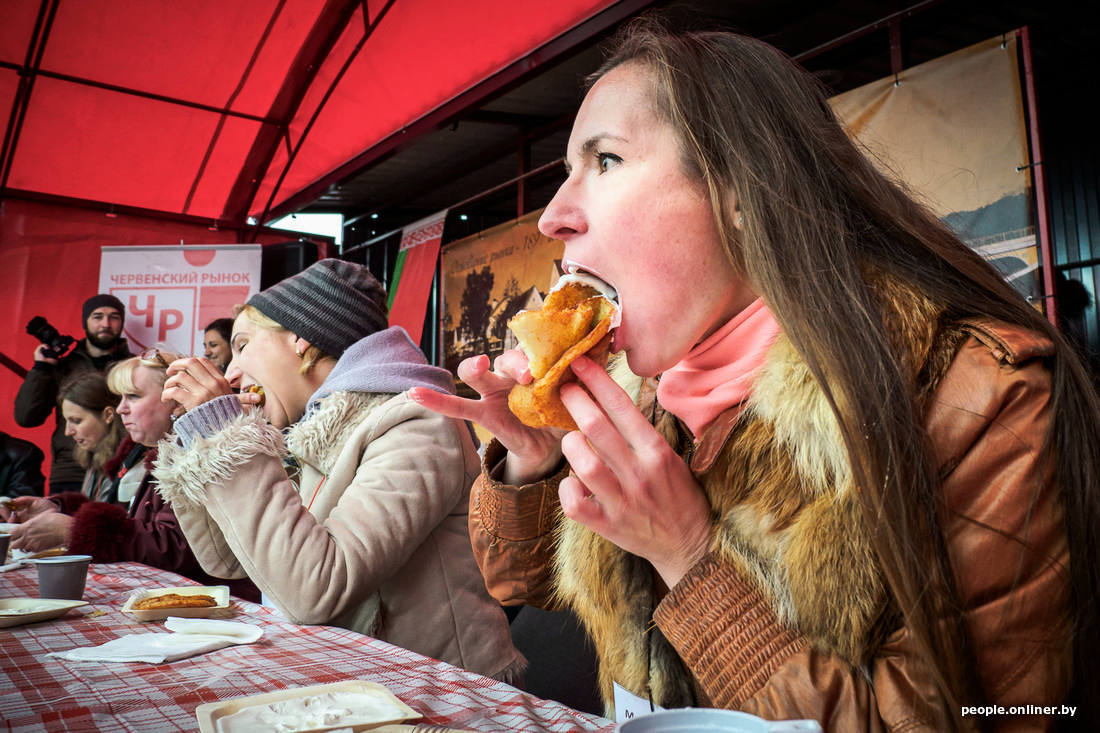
[553, 275, 951, 709]
[288, 391, 393, 474]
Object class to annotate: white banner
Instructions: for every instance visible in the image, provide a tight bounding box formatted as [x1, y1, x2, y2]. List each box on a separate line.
[98, 245, 262, 356]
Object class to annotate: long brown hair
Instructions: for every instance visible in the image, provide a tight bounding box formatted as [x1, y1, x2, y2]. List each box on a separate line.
[58, 371, 127, 471]
[596, 20, 1100, 728]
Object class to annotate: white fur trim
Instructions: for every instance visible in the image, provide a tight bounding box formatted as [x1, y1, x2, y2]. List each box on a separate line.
[155, 411, 287, 508]
[287, 392, 391, 474]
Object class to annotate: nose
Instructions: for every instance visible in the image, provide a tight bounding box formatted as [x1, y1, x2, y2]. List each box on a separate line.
[116, 396, 129, 415]
[538, 176, 586, 241]
[224, 362, 242, 390]
[65, 423, 75, 437]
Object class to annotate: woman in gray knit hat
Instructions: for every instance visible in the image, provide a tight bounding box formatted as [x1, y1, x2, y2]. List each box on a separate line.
[152, 258, 524, 683]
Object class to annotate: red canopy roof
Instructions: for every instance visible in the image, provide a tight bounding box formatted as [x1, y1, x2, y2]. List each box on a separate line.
[0, 0, 620, 225]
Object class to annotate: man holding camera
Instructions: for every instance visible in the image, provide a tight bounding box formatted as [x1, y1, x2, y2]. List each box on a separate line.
[13, 294, 133, 492]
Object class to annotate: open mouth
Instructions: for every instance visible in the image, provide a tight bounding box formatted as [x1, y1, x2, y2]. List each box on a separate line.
[556, 261, 621, 329]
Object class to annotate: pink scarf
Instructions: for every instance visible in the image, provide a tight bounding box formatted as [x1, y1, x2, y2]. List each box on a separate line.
[656, 298, 781, 437]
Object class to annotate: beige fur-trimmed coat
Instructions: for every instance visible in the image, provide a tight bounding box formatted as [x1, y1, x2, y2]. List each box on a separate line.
[156, 390, 525, 682]
[471, 296, 1072, 728]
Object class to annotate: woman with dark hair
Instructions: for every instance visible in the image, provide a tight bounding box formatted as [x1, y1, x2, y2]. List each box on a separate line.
[412, 20, 1100, 730]
[57, 372, 128, 502]
[202, 317, 234, 372]
[154, 259, 523, 682]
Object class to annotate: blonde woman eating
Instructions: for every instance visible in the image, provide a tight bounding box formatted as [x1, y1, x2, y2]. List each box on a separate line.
[155, 259, 523, 682]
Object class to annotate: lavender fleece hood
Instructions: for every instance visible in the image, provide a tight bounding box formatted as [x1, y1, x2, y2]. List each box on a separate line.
[304, 326, 454, 417]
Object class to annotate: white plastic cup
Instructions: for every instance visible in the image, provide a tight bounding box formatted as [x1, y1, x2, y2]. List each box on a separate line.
[34, 555, 92, 600]
[617, 709, 822, 733]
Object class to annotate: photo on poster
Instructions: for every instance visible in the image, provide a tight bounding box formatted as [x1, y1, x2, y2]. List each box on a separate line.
[441, 210, 564, 386]
[830, 34, 1039, 302]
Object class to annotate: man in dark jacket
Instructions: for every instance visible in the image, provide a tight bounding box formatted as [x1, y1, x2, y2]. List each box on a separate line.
[13, 295, 132, 492]
[0, 430, 46, 498]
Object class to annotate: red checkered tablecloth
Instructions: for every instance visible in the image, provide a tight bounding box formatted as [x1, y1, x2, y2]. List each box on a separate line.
[1, 562, 615, 732]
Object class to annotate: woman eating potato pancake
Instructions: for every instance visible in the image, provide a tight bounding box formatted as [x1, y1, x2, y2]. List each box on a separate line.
[409, 20, 1100, 729]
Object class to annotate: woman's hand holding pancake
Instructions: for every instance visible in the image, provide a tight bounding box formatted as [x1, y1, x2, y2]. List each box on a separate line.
[409, 350, 566, 485]
[2, 496, 55, 523]
[559, 355, 712, 589]
[163, 356, 253, 411]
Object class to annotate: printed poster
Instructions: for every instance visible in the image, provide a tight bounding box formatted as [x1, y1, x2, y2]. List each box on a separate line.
[98, 245, 262, 356]
[440, 209, 563, 379]
[830, 34, 1039, 299]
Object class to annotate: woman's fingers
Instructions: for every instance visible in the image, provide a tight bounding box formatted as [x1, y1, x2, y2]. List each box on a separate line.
[409, 352, 565, 485]
[557, 356, 715, 586]
[558, 475, 607, 526]
[410, 355, 505, 423]
[163, 356, 232, 409]
[165, 356, 223, 384]
[408, 387, 483, 424]
[456, 354, 511, 397]
[492, 349, 533, 385]
[559, 429, 625, 511]
[560, 357, 658, 483]
[7, 496, 55, 523]
[569, 355, 658, 443]
[10, 513, 72, 552]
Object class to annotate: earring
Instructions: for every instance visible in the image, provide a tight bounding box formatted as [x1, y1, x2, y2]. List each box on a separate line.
[296, 346, 305, 358]
[735, 212, 743, 227]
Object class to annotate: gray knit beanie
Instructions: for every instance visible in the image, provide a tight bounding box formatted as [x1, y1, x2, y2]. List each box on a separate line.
[247, 259, 388, 356]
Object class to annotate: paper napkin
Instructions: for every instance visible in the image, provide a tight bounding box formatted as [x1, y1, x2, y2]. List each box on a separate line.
[49, 616, 263, 663]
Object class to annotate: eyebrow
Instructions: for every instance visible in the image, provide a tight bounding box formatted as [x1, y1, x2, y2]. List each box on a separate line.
[564, 133, 628, 174]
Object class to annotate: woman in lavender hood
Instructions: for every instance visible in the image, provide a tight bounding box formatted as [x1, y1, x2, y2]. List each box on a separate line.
[153, 259, 523, 683]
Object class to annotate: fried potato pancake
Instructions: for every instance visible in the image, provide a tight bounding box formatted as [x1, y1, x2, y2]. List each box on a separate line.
[507, 282, 617, 430]
[133, 592, 217, 610]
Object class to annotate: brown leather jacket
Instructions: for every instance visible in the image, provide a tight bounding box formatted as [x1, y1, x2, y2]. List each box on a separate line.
[470, 319, 1072, 730]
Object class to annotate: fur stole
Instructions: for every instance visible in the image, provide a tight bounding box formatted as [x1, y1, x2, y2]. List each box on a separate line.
[553, 274, 951, 709]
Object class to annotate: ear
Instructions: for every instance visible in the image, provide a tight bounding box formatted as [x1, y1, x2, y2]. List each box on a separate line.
[292, 335, 312, 358]
[102, 405, 116, 423]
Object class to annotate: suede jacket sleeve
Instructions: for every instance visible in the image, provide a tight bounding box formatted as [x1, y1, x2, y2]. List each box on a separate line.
[652, 326, 1070, 731]
[468, 438, 570, 608]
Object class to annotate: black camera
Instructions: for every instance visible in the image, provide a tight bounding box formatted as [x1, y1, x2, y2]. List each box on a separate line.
[26, 316, 76, 359]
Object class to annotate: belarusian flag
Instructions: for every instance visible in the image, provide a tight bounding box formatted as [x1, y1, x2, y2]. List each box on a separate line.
[387, 210, 447, 345]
